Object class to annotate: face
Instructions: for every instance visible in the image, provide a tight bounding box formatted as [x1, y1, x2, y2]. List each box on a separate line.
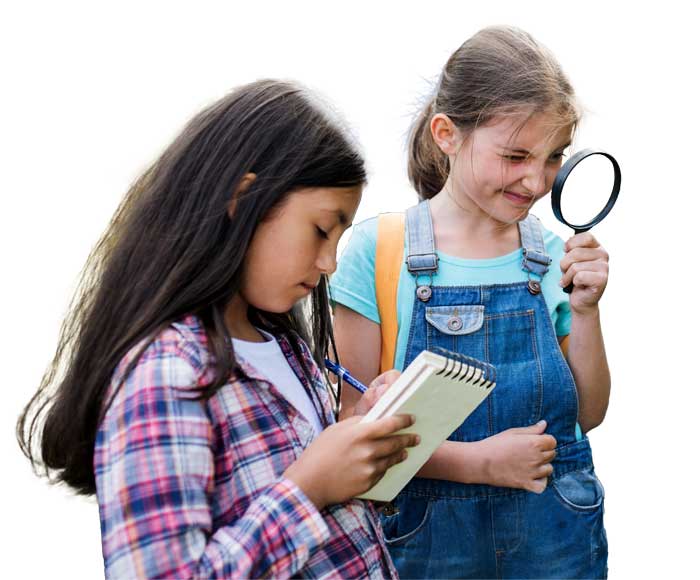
[449, 112, 573, 224]
[239, 186, 362, 313]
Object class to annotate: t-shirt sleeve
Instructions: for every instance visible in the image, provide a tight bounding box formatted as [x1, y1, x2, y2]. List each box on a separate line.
[329, 219, 380, 324]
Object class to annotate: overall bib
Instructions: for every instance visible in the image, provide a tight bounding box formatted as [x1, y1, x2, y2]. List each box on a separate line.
[380, 201, 607, 579]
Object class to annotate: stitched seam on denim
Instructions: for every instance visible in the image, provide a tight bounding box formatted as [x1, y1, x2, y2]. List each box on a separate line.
[382, 500, 433, 546]
[551, 484, 604, 512]
[483, 309, 535, 322]
[485, 316, 493, 437]
[403, 297, 422, 371]
[529, 310, 544, 422]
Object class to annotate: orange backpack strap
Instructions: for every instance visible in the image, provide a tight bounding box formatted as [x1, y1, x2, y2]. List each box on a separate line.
[375, 212, 406, 374]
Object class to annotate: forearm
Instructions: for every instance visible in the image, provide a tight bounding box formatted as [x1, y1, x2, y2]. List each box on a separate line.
[567, 306, 611, 432]
[415, 440, 488, 484]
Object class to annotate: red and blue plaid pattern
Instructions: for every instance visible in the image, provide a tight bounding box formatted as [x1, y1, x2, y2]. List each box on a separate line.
[94, 315, 396, 579]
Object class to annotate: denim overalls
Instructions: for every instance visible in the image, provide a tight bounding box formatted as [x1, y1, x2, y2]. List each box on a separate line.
[380, 201, 607, 579]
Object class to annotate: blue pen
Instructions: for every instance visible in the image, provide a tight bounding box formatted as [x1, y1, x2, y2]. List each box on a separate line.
[324, 358, 368, 394]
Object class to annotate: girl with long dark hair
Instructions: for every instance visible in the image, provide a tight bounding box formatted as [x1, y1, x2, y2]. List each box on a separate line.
[17, 79, 417, 579]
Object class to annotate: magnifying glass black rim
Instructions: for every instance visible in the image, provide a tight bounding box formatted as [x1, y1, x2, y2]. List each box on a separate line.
[551, 148, 621, 232]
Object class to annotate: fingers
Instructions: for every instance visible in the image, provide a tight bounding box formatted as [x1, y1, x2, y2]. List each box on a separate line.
[537, 433, 557, 451]
[540, 449, 557, 463]
[372, 433, 421, 459]
[564, 232, 602, 251]
[528, 477, 548, 494]
[515, 420, 547, 434]
[369, 369, 401, 390]
[367, 413, 416, 438]
[537, 462, 554, 479]
[559, 260, 609, 290]
[559, 247, 609, 273]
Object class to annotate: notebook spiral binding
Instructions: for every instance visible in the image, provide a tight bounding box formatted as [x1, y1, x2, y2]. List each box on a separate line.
[431, 347, 496, 388]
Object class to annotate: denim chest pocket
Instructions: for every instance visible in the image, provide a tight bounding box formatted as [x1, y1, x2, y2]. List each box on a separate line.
[426, 305, 485, 336]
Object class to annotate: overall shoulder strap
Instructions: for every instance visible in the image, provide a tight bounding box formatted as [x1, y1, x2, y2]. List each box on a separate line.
[518, 213, 551, 278]
[375, 212, 405, 374]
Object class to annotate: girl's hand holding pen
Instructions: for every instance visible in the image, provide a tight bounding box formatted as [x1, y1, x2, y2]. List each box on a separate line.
[353, 370, 402, 416]
[324, 359, 402, 416]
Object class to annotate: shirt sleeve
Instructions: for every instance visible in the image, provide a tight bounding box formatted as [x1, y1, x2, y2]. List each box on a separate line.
[329, 218, 380, 324]
[96, 336, 330, 580]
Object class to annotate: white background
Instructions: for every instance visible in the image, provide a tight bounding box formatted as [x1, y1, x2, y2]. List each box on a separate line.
[2, 1, 697, 577]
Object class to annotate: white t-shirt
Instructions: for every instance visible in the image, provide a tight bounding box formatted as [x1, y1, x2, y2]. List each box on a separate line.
[232, 329, 323, 436]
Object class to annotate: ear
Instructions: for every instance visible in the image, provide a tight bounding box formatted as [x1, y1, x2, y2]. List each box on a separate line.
[430, 114, 462, 155]
[227, 173, 257, 218]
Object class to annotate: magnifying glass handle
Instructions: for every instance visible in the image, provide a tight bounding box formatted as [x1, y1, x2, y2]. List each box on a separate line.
[563, 228, 589, 294]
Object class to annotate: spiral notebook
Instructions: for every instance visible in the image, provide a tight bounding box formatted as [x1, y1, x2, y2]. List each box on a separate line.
[357, 348, 496, 502]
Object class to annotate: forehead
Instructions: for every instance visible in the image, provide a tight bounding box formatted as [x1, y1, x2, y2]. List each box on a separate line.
[476, 112, 573, 152]
[285, 186, 362, 216]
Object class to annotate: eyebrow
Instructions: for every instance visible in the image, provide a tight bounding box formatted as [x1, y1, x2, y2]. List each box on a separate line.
[321, 208, 350, 227]
[500, 141, 572, 154]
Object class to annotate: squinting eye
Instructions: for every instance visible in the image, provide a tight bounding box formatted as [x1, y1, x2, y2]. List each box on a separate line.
[316, 226, 329, 240]
[548, 153, 566, 163]
[504, 155, 526, 163]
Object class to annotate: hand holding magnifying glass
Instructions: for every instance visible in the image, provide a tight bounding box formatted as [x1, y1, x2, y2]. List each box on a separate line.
[551, 149, 621, 294]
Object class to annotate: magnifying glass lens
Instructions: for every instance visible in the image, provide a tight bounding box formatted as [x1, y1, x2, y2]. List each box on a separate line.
[558, 154, 617, 227]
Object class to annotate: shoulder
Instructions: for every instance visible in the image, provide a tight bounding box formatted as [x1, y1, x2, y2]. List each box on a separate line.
[347, 215, 379, 248]
[531, 216, 566, 259]
[110, 315, 211, 402]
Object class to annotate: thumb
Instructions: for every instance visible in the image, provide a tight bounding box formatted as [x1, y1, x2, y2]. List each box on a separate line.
[517, 420, 547, 434]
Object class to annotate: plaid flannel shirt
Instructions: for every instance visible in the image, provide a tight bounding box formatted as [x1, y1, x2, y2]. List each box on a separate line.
[94, 315, 396, 579]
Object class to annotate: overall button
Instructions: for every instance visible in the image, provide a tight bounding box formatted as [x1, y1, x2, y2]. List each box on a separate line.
[447, 316, 463, 331]
[527, 280, 541, 295]
[416, 285, 432, 302]
[381, 502, 400, 516]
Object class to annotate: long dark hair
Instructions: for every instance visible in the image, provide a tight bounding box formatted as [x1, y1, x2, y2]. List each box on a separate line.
[17, 79, 366, 495]
[408, 26, 580, 198]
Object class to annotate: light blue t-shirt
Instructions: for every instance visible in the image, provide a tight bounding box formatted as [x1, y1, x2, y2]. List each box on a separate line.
[330, 215, 572, 372]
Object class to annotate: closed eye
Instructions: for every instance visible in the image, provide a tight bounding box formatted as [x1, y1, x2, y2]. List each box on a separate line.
[316, 226, 329, 240]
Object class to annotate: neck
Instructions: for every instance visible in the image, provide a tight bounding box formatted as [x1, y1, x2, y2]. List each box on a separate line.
[225, 294, 267, 342]
[431, 187, 517, 240]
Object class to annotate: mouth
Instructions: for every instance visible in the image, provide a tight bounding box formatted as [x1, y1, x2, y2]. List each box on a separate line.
[503, 191, 534, 206]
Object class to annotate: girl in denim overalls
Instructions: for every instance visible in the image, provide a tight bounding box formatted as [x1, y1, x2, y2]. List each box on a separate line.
[332, 26, 610, 578]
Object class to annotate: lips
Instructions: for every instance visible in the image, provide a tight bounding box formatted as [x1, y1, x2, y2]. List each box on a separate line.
[503, 191, 534, 206]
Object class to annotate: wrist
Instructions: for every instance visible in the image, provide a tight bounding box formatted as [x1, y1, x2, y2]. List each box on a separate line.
[284, 465, 326, 510]
[570, 303, 601, 319]
[460, 439, 491, 485]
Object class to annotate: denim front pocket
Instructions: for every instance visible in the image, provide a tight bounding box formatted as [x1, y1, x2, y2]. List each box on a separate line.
[380, 495, 433, 547]
[552, 467, 605, 512]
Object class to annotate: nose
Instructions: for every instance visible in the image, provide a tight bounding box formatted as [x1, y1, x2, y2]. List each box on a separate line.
[317, 246, 337, 275]
[521, 161, 549, 196]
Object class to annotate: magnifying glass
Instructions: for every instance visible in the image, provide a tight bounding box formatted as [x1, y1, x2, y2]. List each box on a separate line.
[551, 148, 621, 293]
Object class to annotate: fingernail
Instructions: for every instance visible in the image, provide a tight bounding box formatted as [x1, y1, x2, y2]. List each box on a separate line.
[414, 435, 421, 446]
